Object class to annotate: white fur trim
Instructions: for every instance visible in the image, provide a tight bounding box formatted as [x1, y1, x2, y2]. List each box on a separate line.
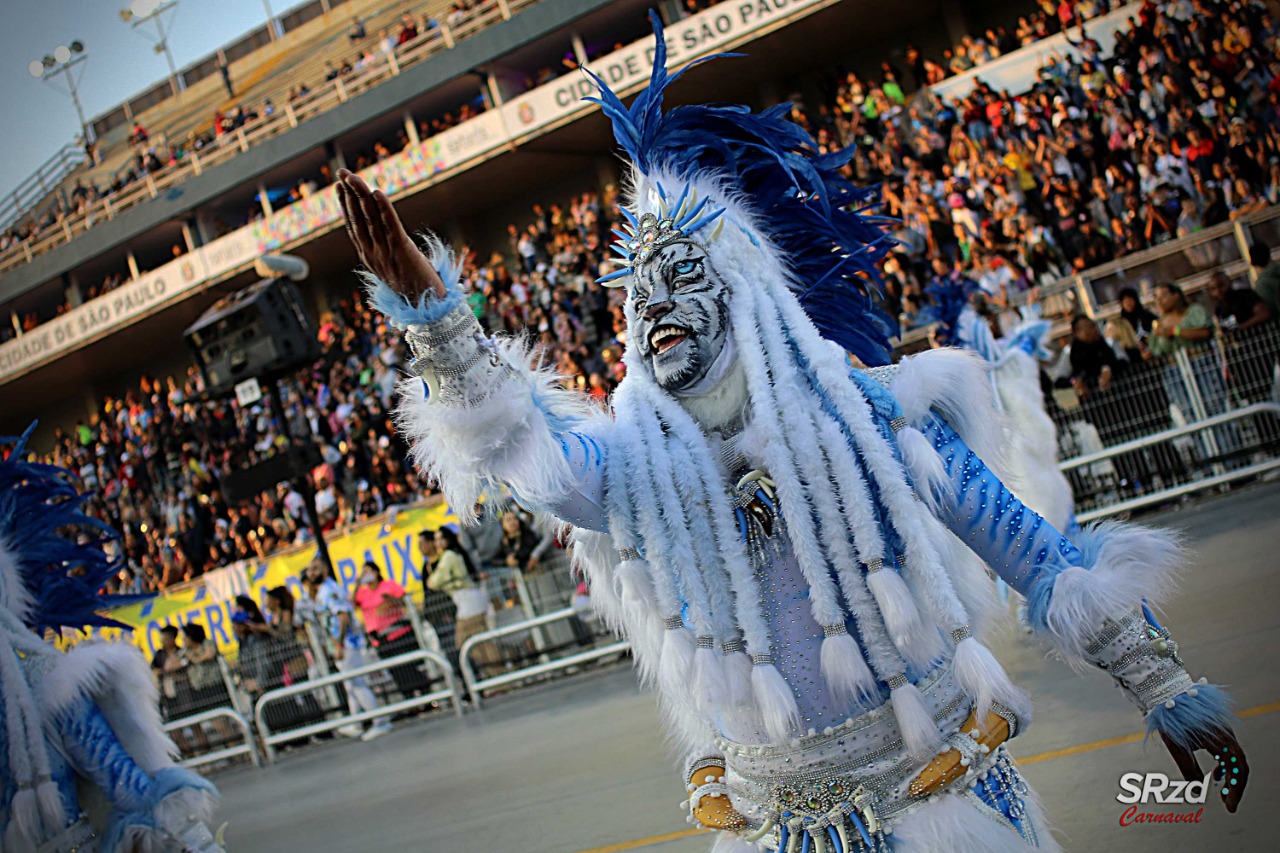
[890, 680, 943, 759]
[898, 426, 953, 515]
[1042, 523, 1183, 661]
[866, 567, 925, 650]
[890, 780, 1060, 852]
[890, 348, 1008, 474]
[659, 628, 698, 710]
[819, 632, 877, 705]
[693, 645, 728, 714]
[951, 637, 1030, 725]
[38, 641, 177, 772]
[395, 336, 604, 523]
[750, 662, 802, 742]
[991, 351, 1075, 530]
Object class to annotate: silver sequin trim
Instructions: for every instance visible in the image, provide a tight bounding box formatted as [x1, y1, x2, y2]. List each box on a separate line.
[664, 616, 684, 630]
[618, 548, 641, 561]
[865, 557, 884, 573]
[722, 639, 744, 654]
[887, 673, 909, 690]
[751, 654, 774, 666]
[696, 635, 715, 649]
[890, 416, 908, 433]
[823, 624, 848, 638]
[950, 625, 973, 644]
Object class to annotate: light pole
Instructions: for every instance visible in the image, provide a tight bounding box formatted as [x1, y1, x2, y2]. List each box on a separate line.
[28, 42, 93, 150]
[120, 0, 183, 97]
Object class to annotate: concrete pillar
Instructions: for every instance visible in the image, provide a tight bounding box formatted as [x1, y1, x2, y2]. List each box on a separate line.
[403, 110, 420, 146]
[194, 212, 217, 246]
[65, 273, 84, 309]
[485, 71, 505, 109]
[126, 251, 141, 280]
[488, 66, 528, 103]
[258, 181, 274, 217]
[327, 140, 348, 172]
[571, 32, 588, 66]
[181, 218, 199, 251]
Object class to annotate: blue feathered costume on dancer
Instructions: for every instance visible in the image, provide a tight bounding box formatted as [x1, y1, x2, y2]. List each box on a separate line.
[0, 427, 223, 852]
[351, 15, 1243, 851]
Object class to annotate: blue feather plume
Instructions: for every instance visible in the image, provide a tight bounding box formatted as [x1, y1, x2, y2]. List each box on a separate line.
[918, 274, 981, 347]
[581, 11, 899, 365]
[1, 424, 152, 634]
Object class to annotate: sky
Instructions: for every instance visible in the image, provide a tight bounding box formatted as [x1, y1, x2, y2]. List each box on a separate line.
[0, 0, 295, 207]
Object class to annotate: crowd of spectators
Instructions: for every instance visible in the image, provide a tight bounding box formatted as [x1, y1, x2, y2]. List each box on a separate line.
[15, 0, 1280, 597]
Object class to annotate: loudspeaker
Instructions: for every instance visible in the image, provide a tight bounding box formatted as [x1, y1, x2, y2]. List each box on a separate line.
[221, 444, 323, 504]
[183, 278, 319, 395]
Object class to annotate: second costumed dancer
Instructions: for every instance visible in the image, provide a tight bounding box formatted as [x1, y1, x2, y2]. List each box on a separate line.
[336, 18, 1247, 852]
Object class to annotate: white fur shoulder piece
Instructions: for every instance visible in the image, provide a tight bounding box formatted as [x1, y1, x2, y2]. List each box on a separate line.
[889, 348, 1007, 471]
[37, 640, 177, 772]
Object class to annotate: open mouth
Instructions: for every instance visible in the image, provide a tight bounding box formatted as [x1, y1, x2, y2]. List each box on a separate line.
[649, 324, 691, 355]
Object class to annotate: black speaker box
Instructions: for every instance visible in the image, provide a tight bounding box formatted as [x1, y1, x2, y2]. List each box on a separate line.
[221, 444, 323, 504]
[183, 278, 319, 395]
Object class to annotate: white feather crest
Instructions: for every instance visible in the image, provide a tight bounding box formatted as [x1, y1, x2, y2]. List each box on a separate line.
[890, 348, 1008, 474]
[890, 680, 944, 759]
[951, 636, 1030, 726]
[898, 425, 953, 514]
[658, 628, 698, 710]
[819, 632, 877, 706]
[751, 662, 802, 742]
[693, 644, 728, 714]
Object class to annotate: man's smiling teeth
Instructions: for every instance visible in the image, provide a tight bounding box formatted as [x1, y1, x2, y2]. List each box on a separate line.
[650, 325, 689, 353]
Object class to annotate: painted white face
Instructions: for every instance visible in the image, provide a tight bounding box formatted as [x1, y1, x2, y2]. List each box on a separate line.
[630, 240, 730, 393]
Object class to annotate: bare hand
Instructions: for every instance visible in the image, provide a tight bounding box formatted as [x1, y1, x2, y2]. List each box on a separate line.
[1161, 727, 1249, 813]
[336, 169, 445, 300]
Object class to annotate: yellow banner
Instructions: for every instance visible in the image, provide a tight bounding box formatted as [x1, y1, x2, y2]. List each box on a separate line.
[81, 500, 455, 659]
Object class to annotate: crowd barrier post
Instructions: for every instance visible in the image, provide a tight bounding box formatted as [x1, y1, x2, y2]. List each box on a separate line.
[459, 607, 628, 710]
[254, 648, 462, 763]
[163, 708, 261, 770]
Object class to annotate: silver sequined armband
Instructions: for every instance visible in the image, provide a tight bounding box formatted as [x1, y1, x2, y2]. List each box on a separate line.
[403, 303, 515, 405]
[1084, 610, 1195, 714]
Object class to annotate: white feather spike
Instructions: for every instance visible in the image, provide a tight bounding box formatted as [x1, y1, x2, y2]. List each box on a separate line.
[751, 662, 802, 742]
[36, 778, 66, 837]
[722, 649, 755, 713]
[819, 632, 877, 705]
[8, 787, 40, 848]
[890, 680, 943, 758]
[865, 567, 924, 649]
[693, 644, 727, 714]
[952, 636, 1028, 726]
[658, 628, 697, 709]
[898, 425, 953, 513]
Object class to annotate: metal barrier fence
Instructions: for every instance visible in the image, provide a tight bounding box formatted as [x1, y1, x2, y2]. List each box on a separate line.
[459, 607, 629, 710]
[254, 648, 462, 763]
[1051, 323, 1280, 520]
[163, 708, 261, 771]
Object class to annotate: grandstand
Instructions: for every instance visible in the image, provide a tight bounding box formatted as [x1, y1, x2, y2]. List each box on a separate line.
[2, 0, 1278, 600]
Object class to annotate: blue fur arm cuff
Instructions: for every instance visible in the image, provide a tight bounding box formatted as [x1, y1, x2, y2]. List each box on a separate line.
[1145, 682, 1236, 752]
[364, 277, 466, 329]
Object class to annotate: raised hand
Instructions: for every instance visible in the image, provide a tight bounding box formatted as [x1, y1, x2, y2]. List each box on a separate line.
[336, 169, 445, 300]
[1161, 727, 1249, 813]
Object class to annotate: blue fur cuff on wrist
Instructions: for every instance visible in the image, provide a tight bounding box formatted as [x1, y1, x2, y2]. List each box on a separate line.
[1145, 682, 1235, 752]
[364, 277, 465, 328]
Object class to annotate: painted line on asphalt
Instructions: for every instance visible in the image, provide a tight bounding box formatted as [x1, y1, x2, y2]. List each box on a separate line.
[577, 701, 1279, 852]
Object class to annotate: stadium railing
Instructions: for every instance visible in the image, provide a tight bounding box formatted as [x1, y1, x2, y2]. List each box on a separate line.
[0, 0, 537, 276]
[458, 606, 628, 709]
[163, 708, 262, 771]
[254, 647, 462, 762]
[1053, 324, 1280, 521]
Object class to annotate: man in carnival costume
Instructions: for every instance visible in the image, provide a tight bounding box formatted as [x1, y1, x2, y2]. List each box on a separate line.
[1, 427, 224, 852]
[338, 17, 1247, 851]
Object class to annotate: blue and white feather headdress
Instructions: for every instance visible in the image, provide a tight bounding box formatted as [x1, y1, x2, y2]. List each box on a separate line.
[585, 11, 898, 366]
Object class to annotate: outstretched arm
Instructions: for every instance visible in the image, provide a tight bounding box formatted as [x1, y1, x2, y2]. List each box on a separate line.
[921, 415, 1247, 812]
[337, 171, 608, 531]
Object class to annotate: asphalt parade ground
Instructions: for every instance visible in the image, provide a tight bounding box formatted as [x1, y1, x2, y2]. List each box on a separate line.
[212, 481, 1280, 852]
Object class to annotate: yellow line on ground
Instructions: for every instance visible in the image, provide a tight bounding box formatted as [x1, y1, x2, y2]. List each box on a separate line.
[575, 828, 705, 853]
[576, 702, 1279, 852]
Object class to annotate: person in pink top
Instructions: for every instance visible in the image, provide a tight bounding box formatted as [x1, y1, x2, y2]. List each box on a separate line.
[355, 562, 432, 698]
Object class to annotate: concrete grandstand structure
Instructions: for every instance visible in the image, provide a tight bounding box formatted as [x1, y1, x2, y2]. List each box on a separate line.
[1, 0, 1073, 435]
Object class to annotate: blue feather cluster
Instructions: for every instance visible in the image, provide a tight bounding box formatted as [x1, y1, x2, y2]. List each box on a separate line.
[581, 11, 899, 366]
[1, 425, 152, 633]
[919, 274, 981, 347]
